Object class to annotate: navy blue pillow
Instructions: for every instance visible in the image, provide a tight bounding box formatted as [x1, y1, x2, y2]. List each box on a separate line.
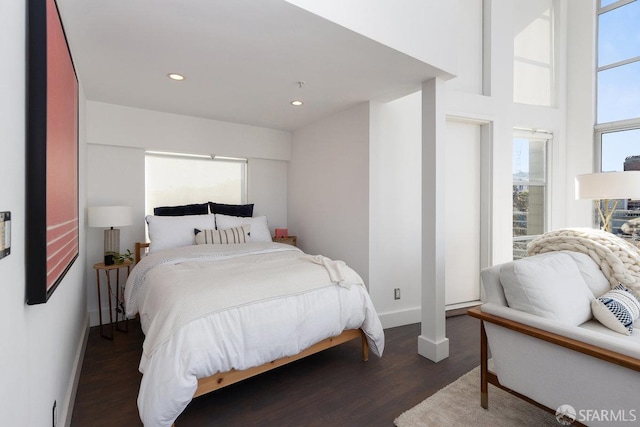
[153, 203, 209, 216]
[208, 202, 254, 217]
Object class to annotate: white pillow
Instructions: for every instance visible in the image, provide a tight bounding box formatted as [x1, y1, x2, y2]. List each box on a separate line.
[592, 284, 640, 335]
[499, 252, 594, 326]
[146, 214, 216, 253]
[215, 214, 272, 242]
[563, 251, 611, 297]
[194, 225, 251, 245]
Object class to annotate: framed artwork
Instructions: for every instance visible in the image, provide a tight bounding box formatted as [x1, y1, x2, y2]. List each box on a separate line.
[26, 0, 79, 304]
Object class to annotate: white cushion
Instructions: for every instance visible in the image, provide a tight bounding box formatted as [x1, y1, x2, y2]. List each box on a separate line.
[563, 251, 611, 297]
[499, 252, 594, 325]
[592, 284, 640, 335]
[194, 225, 251, 245]
[146, 214, 216, 253]
[215, 214, 271, 242]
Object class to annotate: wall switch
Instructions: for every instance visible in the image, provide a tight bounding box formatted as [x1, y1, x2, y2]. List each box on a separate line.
[0, 211, 10, 260]
[394, 288, 401, 300]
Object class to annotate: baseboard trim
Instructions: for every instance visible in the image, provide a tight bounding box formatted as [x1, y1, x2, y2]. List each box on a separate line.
[378, 307, 421, 329]
[61, 313, 90, 427]
[379, 302, 481, 328]
[446, 301, 481, 317]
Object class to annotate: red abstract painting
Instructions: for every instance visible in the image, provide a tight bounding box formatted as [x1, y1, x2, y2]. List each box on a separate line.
[27, 0, 78, 303]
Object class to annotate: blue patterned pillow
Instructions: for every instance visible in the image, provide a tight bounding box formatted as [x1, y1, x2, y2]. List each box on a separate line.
[591, 284, 640, 335]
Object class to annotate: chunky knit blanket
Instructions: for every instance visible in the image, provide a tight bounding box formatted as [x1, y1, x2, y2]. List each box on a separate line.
[527, 228, 640, 298]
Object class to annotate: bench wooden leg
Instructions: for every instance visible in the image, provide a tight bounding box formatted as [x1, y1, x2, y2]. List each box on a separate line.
[480, 320, 488, 409]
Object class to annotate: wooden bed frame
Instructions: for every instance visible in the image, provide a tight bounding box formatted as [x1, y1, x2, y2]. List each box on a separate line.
[467, 306, 640, 426]
[133, 242, 370, 425]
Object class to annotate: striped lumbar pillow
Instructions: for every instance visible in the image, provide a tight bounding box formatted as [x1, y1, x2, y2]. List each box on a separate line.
[591, 283, 640, 335]
[194, 225, 251, 245]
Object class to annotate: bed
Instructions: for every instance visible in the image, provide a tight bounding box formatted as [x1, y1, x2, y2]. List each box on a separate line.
[125, 230, 385, 426]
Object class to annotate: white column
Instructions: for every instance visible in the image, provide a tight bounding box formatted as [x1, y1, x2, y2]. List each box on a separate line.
[418, 78, 449, 362]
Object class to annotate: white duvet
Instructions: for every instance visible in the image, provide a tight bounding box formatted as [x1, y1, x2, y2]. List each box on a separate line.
[124, 242, 385, 427]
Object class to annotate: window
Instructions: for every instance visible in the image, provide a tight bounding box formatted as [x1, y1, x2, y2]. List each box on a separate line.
[595, 0, 640, 233]
[596, 128, 640, 232]
[145, 152, 247, 215]
[597, 0, 640, 124]
[513, 131, 552, 259]
[513, 0, 556, 106]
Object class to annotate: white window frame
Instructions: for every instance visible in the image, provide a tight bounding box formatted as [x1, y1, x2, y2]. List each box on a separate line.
[512, 129, 553, 259]
[596, 0, 640, 125]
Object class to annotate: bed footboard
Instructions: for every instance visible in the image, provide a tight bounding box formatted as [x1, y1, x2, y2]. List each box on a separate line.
[195, 328, 368, 397]
[169, 328, 368, 426]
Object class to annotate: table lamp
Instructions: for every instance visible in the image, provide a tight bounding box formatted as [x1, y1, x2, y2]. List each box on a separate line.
[575, 171, 640, 232]
[88, 206, 133, 265]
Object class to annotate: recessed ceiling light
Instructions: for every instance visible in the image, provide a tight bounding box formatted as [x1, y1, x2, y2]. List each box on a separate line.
[167, 73, 185, 81]
[291, 100, 303, 106]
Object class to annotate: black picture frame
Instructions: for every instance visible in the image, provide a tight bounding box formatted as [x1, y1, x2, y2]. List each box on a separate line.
[26, 0, 79, 304]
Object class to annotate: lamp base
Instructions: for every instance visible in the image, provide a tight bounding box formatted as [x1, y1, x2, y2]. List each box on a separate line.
[596, 199, 618, 233]
[104, 228, 120, 265]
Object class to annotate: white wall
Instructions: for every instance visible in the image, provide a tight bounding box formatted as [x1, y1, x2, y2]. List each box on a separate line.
[565, 0, 597, 227]
[289, 103, 370, 284]
[0, 1, 88, 425]
[369, 93, 422, 327]
[446, 0, 574, 266]
[367, 0, 594, 345]
[284, 0, 458, 77]
[86, 144, 146, 326]
[289, 0, 595, 338]
[248, 158, 288, 230]
[444, 0, 596, 260]
[85, 103, 291, 325]
[87, 101, 291, 161]
[446, 0, 483, 94]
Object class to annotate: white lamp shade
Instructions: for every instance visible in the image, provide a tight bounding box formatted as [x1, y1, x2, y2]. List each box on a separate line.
[88, 206, 133, 228]
[575, 171, 640, 200]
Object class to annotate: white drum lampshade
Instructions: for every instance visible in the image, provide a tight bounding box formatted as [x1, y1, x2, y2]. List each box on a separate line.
[575, 171, 640, 232]
[88, 206, 133, 265]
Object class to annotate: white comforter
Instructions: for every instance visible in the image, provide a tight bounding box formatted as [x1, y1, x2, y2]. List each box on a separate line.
[124, 242, 385, 427]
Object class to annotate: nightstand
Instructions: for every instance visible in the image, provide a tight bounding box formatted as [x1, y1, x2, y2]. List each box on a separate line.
[93, 260, 132, 340]
[273, 235, 297, 246]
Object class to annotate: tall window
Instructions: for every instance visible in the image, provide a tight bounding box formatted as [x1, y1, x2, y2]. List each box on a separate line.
[145, 152, 247, 215]
[513, 0, 556, 106]
[513, 131, 552, 259]
[597, 0, 640, 124]
[596, 0, 640, 233]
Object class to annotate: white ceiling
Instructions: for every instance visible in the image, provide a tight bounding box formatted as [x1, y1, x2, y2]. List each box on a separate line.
[58, 0, 443, 131]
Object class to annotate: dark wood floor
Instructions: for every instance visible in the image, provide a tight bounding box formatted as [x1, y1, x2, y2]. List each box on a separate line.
[71, 315, 480, 426]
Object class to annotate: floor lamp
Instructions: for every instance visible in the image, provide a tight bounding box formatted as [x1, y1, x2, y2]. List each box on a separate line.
[88, 206, 133, 265]
[575, 171, 640, 233]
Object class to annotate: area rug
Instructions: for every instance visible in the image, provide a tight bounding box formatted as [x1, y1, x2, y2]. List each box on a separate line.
[394, 366, 559, 427]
